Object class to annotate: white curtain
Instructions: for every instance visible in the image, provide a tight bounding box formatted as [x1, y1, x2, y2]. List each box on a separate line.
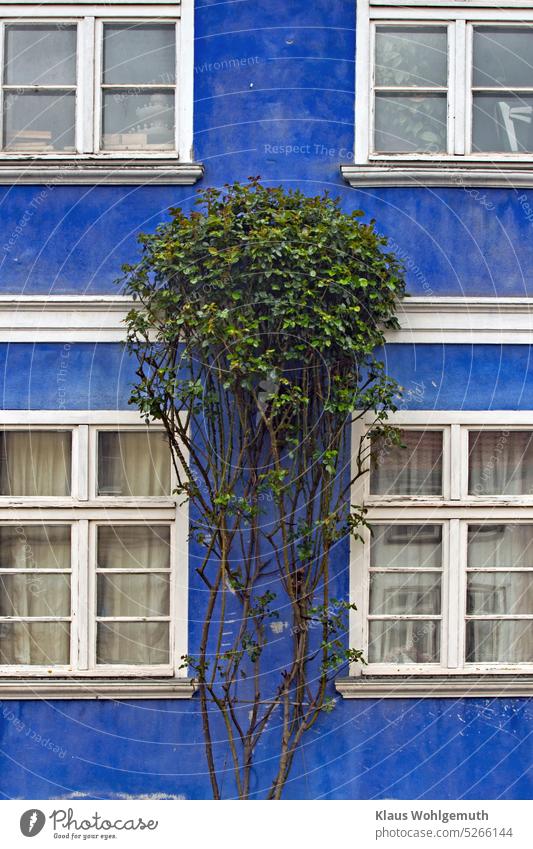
[466, 523, 533, 663]
[371, 431, 442, 496]
[96, 525, 170, 665]
[369, 524, 442, 663]
[0, 525, 70, 665]
[97, 431, 170, 496]
[0, 431, 71, 496]
[469, 431, 533, 495]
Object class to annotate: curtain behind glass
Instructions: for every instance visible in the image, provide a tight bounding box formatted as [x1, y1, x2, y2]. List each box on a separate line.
[467, 522, 533, 663]
[96, 525, 170, 665]
[0, 524, 71, 664]
[469, 431, 533, 495]
[97, 431, 170, 496]
[370, 431, 443, 496]
[0, 431, 71, 496]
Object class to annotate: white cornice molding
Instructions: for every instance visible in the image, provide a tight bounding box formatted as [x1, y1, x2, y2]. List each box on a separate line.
[336, 676, 533, 698]
[0, 161, 203, 185]
[342, 162, 533, 188]
[0, 678, 195, 699]
[1, 295, 533, 343]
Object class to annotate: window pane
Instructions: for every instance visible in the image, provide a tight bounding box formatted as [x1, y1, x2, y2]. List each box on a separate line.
[5, 24, 77, 85]
[97, 621, 169, 665]
[468, 524, 533, 569]
[370, 431, 443, 496]
[0, 574, 70, 617]
[469, 431, 533, 495]
[473, 27, 533, 88]
[101, 91, 175, 151]
[0, 525, 70, 569]
[0, 621, 69, 664]
[97, 574, 170, 617]
[103, 23, 175, 85]
[97, 525, 171, 570]
[370, 572, 441, 615]
[467, 572, 533, 615]
[371, 524, 442, 569]
[375, 26, 447, 87]
[3, 92, 75, 152]
[98, 431, 171, 496]
[466, 620, 533, 663]
[374, 93, 447, 153]
[472, 93, 533, 153]
[0, 432, 71, 496]
[368, 620, 440, 663]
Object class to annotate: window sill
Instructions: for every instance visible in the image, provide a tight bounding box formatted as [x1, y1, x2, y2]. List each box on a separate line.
[0, 677, 196, 700]
[335, 675, 533, 699]
[0, 159, 204, 185]
[341, 161, 533, 188]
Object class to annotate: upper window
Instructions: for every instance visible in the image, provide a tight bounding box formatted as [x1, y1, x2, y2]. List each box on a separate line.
[356, 2, 533, 162]
[0, 4, 194, 161]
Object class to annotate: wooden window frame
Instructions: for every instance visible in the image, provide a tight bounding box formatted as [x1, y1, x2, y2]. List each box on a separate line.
[0, 411, 189, 682]
[344, 1, 533, 187]
[349, 412, 533, 679]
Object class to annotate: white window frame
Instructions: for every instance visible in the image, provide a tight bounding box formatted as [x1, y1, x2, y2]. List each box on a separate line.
[344, 411, 533, 694]
[0, 410, 189, 686]
[346, 0, 533, 187]
[0, 3, 201, 184]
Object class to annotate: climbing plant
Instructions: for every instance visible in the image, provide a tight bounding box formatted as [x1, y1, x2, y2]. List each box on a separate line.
[122, 178, 405, 799]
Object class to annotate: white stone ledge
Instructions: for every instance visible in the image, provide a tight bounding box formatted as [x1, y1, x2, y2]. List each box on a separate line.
[335, 676, 533, 698]
[1, 295, 533, 344]
[0, 161, 203, 185]
[341, 162, 533, 188]
[0, 678, 196, 699]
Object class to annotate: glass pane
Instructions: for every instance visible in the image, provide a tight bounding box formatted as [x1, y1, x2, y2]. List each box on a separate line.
[468, 524, 533, 569]
[466, 620, 533, 663]
[0, 621, 69, 664]
[368, 619, 440, 664]
[0, 525, 70, 569]
[103, 23, 175, 85]
[97, 621, 169, 665]
[97, 525, 171, 570]
[0, 574, 70, 617]
[3, 92, 75, 152]
[370, 431, 443, 496]
[370, 572, 441, 615]
[473, 27, 533, 88]
[473, 93, 533, 153]
[467, 572, 533, 615]
[98, 431, 171, 496]
[97, 574, 170, 617]
[5, 24, 77, 85]
[375, 26, 447, 87]
[469, 431, 533, 495]
[374, 93, 447, 153]
[371, 524, 442, 569]
[0, 432, 71, 496]
[101, 91, 175, 150]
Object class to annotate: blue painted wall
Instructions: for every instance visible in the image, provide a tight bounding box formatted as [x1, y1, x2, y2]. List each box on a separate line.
[1, 0, 532, 800]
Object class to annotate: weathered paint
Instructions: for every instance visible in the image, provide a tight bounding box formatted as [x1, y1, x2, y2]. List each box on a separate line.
[0, 0, 532, 800]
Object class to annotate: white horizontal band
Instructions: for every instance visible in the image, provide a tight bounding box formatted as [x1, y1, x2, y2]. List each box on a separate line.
[335, 676, 533, 698]
[0, 677, 195, 699]
[342, 163, 533, 188]
[0, 295, 531, 343]
[0, 162, 202, 185]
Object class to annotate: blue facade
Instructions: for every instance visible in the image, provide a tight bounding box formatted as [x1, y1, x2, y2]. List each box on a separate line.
[1, 0, 532, 800]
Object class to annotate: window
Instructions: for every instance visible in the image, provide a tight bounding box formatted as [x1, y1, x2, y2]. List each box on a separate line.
[349, 0, 533, 181]
[0, 417, 187, 679]
[349, 416, 533, 678]
[0, 3, 200, 181]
